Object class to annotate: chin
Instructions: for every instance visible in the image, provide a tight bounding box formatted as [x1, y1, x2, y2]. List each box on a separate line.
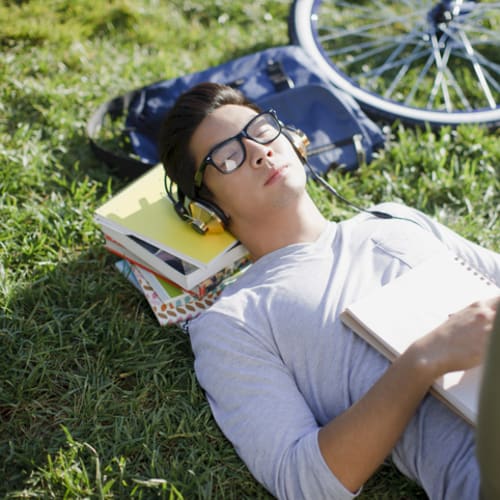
[287, 166, 307, 190]
[271, 183, 306, 209]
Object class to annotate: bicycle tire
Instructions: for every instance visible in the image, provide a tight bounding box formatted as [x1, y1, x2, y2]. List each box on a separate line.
[289, 0, 500, 128]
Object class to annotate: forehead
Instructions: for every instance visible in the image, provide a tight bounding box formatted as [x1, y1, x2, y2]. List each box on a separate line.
[190, 104, 259, 164]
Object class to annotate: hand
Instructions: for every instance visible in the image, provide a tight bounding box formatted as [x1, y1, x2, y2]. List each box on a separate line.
[411, 295, 500, 380]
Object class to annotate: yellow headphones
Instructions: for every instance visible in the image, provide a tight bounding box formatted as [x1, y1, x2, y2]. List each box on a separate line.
[281, 124, 310, 163]
[165, 125, 310, 235]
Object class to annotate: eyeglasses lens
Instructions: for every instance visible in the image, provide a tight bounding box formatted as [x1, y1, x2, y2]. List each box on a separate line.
[212, 140, 244, 173]
[212, 112, 281, 173]
[247, 113, 281, 144]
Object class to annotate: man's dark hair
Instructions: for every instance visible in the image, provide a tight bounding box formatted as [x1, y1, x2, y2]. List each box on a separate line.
[158, 82, 260, 200]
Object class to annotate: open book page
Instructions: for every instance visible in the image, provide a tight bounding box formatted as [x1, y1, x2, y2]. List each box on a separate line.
[341, 250, 499, 425]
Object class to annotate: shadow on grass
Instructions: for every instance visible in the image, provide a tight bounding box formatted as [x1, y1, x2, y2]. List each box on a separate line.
[0, 246, 274, 498]
[0, 245, 427, 499]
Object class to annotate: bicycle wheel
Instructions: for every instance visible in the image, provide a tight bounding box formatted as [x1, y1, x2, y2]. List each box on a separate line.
[289, 0, 500, 128]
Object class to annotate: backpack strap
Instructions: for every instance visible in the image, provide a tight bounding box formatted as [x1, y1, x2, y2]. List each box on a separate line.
[87, 89, 155, 179]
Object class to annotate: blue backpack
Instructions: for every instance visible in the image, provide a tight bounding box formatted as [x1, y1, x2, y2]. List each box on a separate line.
[88, 45, 385, 179]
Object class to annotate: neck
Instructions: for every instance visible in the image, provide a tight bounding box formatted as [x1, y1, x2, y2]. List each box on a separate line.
[230, 194, 327, 260]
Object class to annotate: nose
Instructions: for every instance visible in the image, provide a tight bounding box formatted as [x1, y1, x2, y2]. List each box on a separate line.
[244, 138, 274, 169]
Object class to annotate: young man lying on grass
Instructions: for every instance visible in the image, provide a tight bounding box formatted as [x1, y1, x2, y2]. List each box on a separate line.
[159, 82, 500, 500]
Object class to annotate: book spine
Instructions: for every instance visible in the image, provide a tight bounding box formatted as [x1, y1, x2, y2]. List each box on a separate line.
[190, 255, 251, 298]
[104, 242, 250, 299]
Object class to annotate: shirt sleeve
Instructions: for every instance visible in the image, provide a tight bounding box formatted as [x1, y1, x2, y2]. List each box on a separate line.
[188, 311, 360, 500]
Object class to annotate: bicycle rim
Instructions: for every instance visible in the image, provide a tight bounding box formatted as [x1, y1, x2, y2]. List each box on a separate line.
[290, 0, 500, 127]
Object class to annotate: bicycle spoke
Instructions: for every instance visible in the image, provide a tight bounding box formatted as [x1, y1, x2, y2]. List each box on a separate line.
[428, 35, 451, 108]
[442, 55, 474, 110]
[342, 42, 411, 68]
[453, 21, 500, 41]
[333, 1, 373, 13]
[429, 36, 473, 110]
[369, 27, 429, 78]
[440, 21, 498, 109]
[317, 11, 424, 44]
[322, 22, 428, 57]
[457, 31, 496, 108]
[292, 0, 500, 125]
[383, 42, 432, 100]
[364, 48, 431, 79]
[460, 50, 500, 76]
[482, 69, 500, 95]
[404, 52, 435, 106]
[446, 49, 500, 101]
[322, 34, 404, 58]
[323, 0, 498, 110]
[444, 32, 500, 80]
[462, 1, 500, 14]
[429, 32, 453, 111]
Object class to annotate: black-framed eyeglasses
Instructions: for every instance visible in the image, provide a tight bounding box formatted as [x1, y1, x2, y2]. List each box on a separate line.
[194, 109, 282, 189]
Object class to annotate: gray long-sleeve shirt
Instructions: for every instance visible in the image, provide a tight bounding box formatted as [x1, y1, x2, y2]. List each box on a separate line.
[188, 203, 500, 499]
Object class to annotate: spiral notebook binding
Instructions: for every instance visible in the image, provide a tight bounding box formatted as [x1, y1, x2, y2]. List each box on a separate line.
[452, 255, 497, 288]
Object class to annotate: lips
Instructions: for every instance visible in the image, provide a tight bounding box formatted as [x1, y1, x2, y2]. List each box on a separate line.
[264, 165, 287, 186]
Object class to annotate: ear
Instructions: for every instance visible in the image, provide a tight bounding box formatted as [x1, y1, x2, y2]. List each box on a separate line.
[282, 126, 310, 162]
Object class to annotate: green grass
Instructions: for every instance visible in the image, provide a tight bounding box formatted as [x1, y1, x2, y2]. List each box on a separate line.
[0, 0, 498, 498]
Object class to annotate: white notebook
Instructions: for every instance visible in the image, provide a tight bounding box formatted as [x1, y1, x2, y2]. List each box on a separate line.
[340, 251, 499, 425]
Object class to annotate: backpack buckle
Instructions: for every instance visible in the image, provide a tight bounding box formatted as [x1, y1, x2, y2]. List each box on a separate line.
[266, 60, 294, 92]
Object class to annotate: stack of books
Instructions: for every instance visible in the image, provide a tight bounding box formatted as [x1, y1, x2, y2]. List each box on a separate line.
[94, 164, 250, 326]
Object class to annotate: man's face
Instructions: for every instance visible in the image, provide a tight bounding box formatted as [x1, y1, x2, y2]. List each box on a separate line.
[190, 104, 307, 227]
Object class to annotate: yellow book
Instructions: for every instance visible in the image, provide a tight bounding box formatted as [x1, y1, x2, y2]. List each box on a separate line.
[95, 164, 246, 269]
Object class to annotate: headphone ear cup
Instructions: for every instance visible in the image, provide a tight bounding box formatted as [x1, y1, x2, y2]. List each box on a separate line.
[166, 173, 228, 235]
[283, 126, 310, 162]
[187, 199, 228, 235]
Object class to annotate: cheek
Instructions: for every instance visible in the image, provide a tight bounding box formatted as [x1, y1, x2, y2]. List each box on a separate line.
[276, 136, 303, 163]
[203, 170, 240, 210]
[218, 177, 249, 208]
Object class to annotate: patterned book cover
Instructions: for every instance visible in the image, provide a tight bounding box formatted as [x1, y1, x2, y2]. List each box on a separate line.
[115, 258, 249, 327]
[129, 262, 226, 327]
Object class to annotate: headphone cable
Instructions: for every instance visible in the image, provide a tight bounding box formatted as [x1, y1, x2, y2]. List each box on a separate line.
[305, 160, 424, 227]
